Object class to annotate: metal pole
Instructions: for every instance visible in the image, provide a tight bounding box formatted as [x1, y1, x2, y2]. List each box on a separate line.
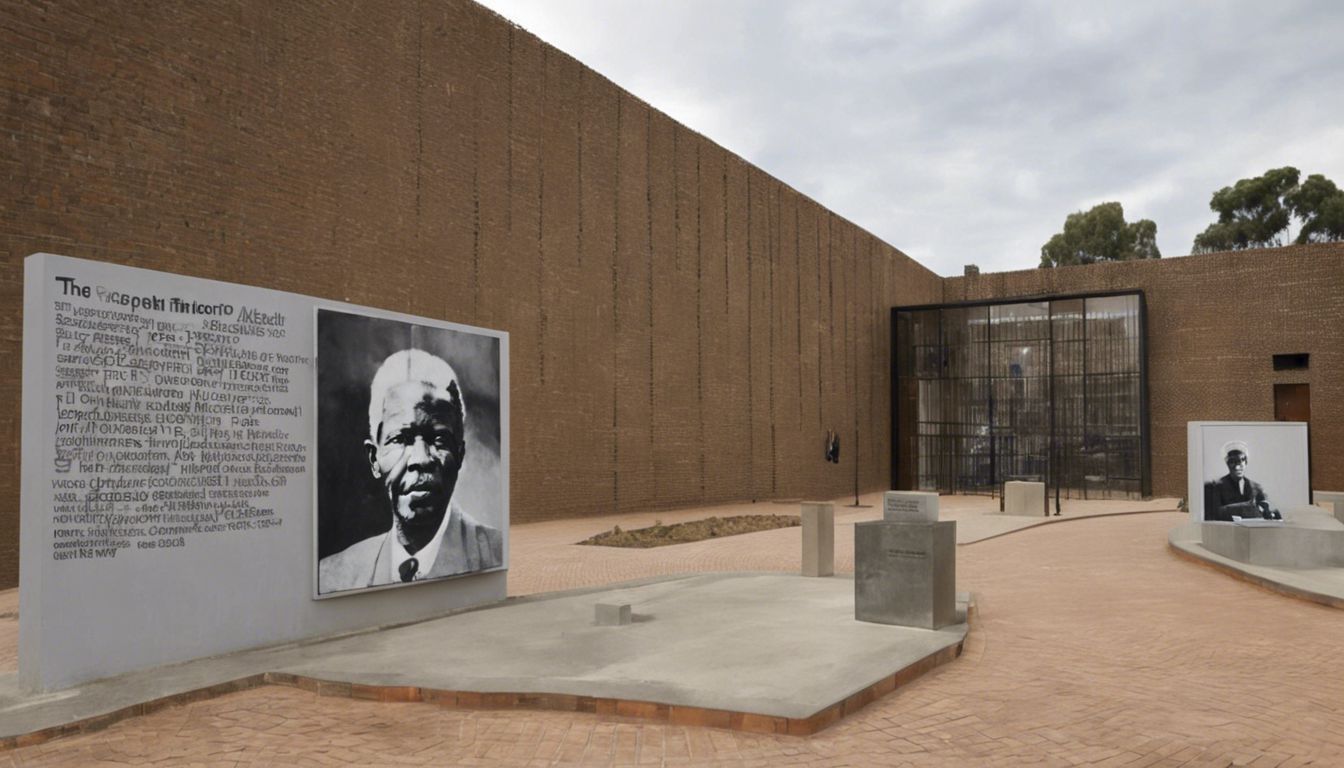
[1054, 304, 1062, 516]
[853, 420, 860, 507]
[1047, 302, 1054, 517]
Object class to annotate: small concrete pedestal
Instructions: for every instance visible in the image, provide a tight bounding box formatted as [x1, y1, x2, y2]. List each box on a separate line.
[1004, 481, 1045, 516]
[1315, 491, 1344, 524]
[801, 502, 835, 577]
[854, 520, 956, 630]
[595, 602, 632, 626]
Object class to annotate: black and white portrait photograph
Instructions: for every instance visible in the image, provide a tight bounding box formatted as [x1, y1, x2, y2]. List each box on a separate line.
[1188, 422, 1308, 523]
[315, 308, 507, 598]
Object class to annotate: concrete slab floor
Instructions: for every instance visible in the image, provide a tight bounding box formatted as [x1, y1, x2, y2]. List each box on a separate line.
[0, 573, 969, 742]
[8, 495, 1342, 766]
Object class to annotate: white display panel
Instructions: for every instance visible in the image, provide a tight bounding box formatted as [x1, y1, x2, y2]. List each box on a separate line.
[1186, 421, 1308, 523]
[21, 254, 508, 691]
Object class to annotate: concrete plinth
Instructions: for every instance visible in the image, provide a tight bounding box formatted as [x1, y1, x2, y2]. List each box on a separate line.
[1004, 481, 1045, 516]
[1316, 491, 1344, 523]
[1201, 513, 1344, 569]
[855, 520, 956, 630]
[595, 602, 632, 626]
[801, 502, 835, 577]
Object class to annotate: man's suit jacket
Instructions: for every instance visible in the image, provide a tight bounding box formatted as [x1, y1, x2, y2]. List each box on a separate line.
[1203, 474, 1270, 522]
[319, 504, 504, 594]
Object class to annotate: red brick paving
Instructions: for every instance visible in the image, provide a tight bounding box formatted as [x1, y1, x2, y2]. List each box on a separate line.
[3, 505, 1342, 766]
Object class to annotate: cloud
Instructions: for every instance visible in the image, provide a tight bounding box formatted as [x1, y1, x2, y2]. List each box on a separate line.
[476, 0, 1344, 275]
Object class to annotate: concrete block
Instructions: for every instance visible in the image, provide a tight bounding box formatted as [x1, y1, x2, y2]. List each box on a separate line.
[883, 491, 939, 523]
[801, 502, 834, 577]
[1004, 481, 1045, 516]
[1201, 523, 1344, 568]
[595, 602, 632, 626]
[1315, 491, 1344, 523]
[854, 521, 956, 630]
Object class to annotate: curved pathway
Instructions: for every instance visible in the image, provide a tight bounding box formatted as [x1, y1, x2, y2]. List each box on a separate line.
[3, 510, 1342, 766]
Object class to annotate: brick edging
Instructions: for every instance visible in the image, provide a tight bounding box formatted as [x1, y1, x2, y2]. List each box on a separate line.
[0, 604, 975, 750]
[0, 674, 270, 750]
[1167, 542, 1344, 610]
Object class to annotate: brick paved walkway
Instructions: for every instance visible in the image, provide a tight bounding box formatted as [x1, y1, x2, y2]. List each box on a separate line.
[3, 504, 1342, 766]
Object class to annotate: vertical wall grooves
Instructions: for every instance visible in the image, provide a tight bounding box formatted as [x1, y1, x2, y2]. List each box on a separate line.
[537, 48, 547, 386]
[471, 75, 481, 318]
[672, 132, 680, 274]
[869, 237, 878, 482]
[811, 212, 822, 427]
[746, 173, 755, 499]
[413, 0, 424, 235]
[847, 232, 856, 484]
[768, 184, 777, 496]
[505, 27, 514, 235]
[722, 157, 729, 316]
[576, 69, 584, 268]
[645, 111, 656, 503]
[795, 198, 803, 424]
[695, 142, 705, 500]
[611, 97, 622, 513]
[827, 214, 836, 417]
[815, 206, 824, 430]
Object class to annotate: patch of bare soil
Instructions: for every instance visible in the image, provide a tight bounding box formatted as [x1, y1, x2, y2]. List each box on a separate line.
[577, 514, 801, 548]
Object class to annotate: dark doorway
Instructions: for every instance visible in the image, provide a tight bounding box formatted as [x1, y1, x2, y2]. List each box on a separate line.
[892, 292, 1148, 500]
[1274, 383, 1310, 423]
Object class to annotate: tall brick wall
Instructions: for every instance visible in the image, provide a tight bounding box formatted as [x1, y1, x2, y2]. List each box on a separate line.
[942, 243, 1344, 500]
[0, 0, 944, 588]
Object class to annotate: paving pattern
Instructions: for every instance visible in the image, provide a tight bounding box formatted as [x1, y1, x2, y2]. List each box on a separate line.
[3, 499, 1343, 766]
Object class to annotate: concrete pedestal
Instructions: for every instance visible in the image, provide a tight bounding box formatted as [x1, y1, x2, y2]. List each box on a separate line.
[854, 520, 956, 630]
[1201, 517, 1344, 569]
[1004, 481, 1045, 516]
[595, 602, 632, 626]
[801, 502, 834, 577]
[1315, 491, 1344, 523]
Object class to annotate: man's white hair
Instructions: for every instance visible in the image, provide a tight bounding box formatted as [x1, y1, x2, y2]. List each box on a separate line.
[367, 349, 464, 440]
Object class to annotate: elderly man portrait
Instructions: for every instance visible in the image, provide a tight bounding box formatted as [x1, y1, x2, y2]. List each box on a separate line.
[320, 348, 503, 593]
[1203, 441, 1281, 522]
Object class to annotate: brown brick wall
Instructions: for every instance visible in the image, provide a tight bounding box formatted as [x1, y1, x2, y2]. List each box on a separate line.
[0, 0, 944, 588]
[942, 243, 1344, 500]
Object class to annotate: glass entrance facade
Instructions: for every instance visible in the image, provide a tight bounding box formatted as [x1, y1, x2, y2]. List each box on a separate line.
[892, 292, 1148, 499]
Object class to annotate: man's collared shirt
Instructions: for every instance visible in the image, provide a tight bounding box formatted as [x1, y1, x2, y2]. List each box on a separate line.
[384, 505, 455, 583]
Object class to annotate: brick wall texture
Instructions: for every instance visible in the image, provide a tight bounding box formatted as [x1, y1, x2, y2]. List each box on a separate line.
[3, 2, 1341, 590]
[0, 0, 945, 588]
[942, 242, 1344, 502]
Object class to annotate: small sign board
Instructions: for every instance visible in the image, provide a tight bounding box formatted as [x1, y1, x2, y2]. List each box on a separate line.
[883, 491, 939, 523]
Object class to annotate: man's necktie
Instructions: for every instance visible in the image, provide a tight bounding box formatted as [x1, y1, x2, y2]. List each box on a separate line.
[399, 557, 418, 582]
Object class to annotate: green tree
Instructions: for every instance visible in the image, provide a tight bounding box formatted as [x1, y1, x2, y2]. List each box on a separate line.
[1191, 166, 1300, 252]
[1193, 167, 1344, 251]
[1039, 202, 1161, 268]
[1286, 174, 1344, 244]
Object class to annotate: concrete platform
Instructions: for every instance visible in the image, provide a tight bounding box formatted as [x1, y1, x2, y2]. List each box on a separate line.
[0, 573, 970, 745]
[1168, 515, 1344, 610]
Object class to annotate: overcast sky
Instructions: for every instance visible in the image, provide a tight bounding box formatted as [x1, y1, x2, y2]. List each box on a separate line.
[474, 0, 1344, 277]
